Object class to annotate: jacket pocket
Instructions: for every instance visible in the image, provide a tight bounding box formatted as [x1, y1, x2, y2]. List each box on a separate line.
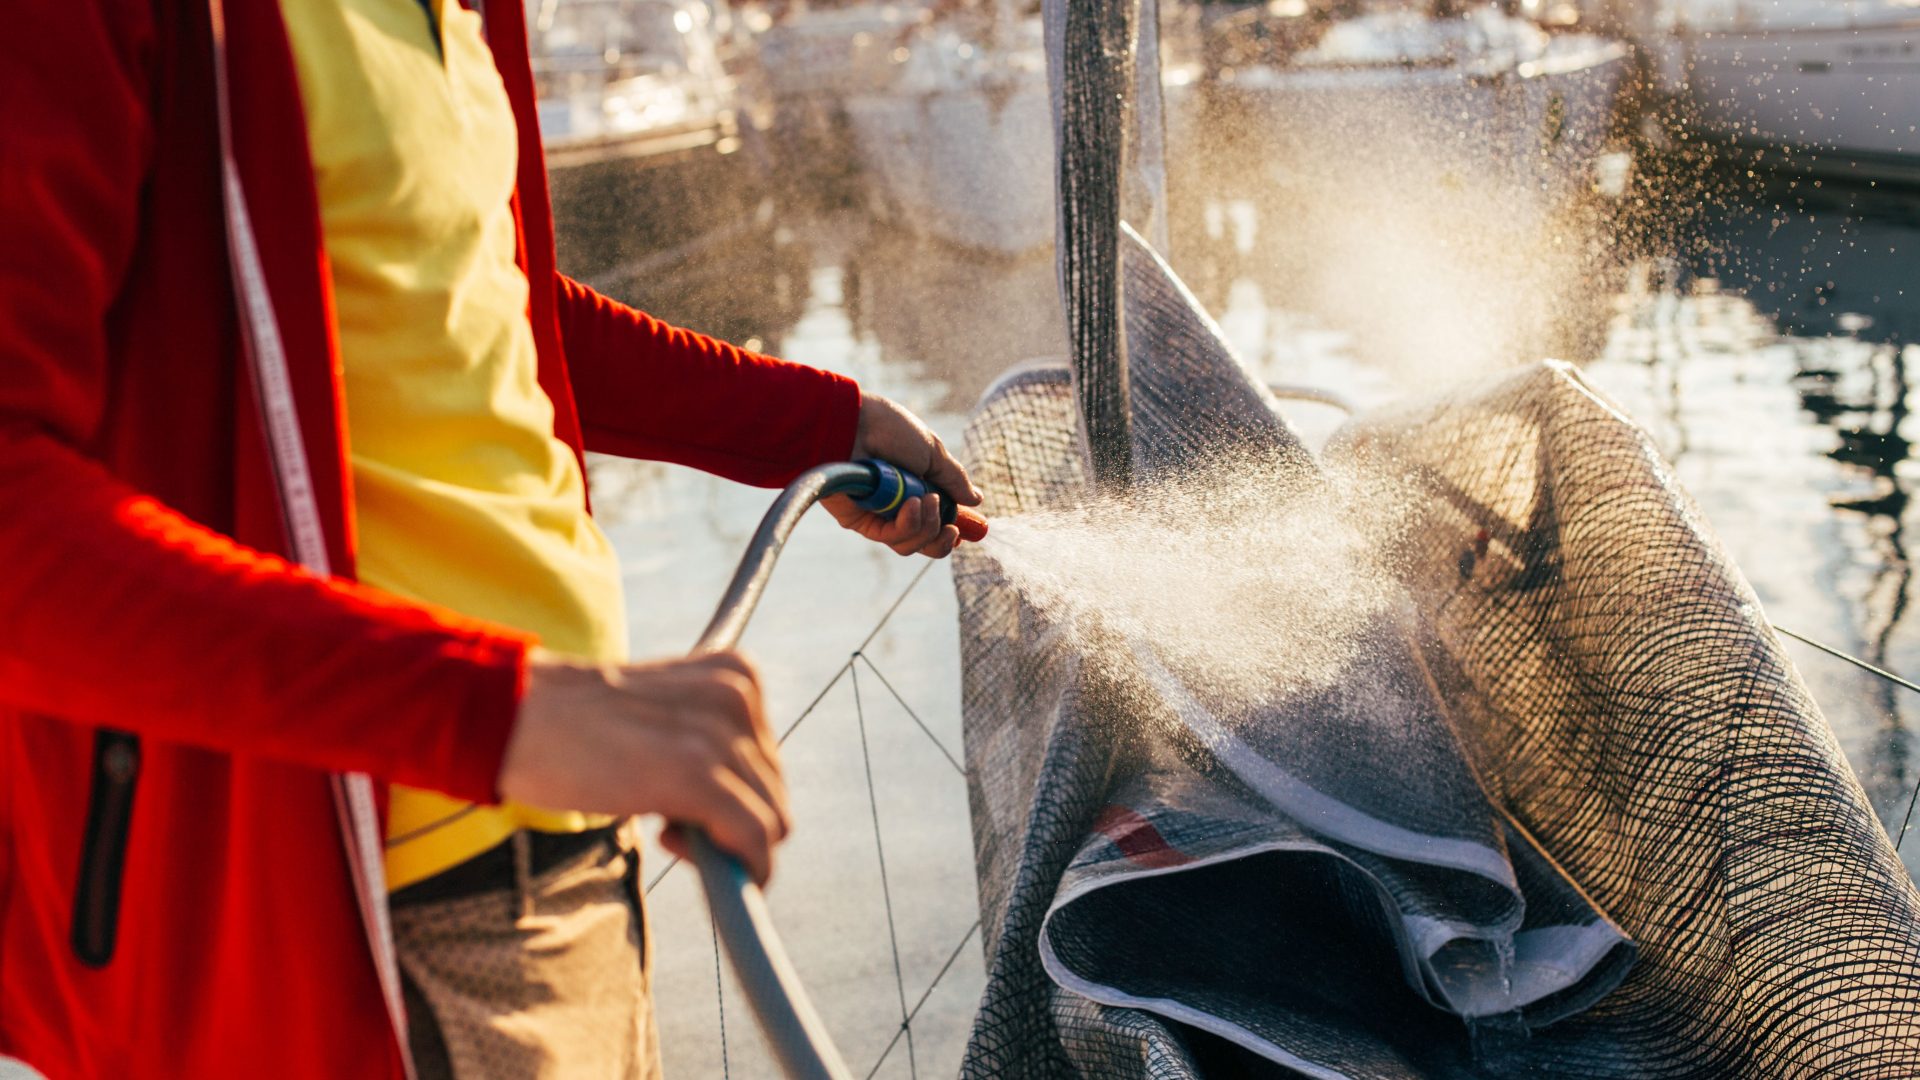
[71, 729, 139, 967]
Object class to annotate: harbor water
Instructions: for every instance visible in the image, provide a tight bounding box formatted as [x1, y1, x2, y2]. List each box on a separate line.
[555, 92, 1920, 1080]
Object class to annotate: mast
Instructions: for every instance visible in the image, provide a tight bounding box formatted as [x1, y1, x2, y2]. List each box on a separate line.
[1047, 0, 1139, 494]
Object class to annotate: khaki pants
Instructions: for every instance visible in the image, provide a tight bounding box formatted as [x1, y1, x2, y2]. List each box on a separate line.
[392, 827, 662, 1080]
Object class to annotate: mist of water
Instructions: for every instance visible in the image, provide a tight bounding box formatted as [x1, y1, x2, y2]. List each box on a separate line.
[974, 450, 1417, 712]
[1179, 74, 1635, 385]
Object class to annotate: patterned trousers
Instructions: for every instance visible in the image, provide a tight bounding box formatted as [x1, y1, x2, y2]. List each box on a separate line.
[392, 826, 662, 1080]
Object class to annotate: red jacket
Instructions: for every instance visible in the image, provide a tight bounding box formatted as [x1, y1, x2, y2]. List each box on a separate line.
[0, 1, 861, 1075]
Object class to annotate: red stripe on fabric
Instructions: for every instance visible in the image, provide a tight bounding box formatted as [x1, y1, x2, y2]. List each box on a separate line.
[1092, 804, 1193, 870]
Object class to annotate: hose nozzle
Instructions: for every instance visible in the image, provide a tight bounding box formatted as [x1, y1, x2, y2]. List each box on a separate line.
[851, 459, 989, 542]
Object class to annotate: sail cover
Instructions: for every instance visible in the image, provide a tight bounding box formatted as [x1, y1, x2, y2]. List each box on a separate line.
[950, 1, 1920, 1076]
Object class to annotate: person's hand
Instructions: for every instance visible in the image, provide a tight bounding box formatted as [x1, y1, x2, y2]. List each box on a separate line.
[498, 648, 790, 885]
[826, 391, 984, 559]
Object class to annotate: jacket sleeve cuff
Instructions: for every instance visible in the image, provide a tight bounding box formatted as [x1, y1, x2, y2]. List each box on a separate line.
[807, 371, 864, 471]
[426, 630, 534, 806]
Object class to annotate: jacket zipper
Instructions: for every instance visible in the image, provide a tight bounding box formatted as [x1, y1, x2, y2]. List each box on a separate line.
[71, 729, 140, 967]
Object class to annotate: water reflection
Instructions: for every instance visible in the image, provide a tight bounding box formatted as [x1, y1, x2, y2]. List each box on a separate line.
[1595, 172, 1920, 847]
[1698, 179, 1920, 343]
[1724, 183, 1920, 836]
[590, 199, 812, 354]
[842, 228, 1063, 411]
[577, 194, 1065, 416]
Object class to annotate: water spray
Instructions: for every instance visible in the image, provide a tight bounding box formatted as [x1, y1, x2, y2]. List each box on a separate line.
[684, 458, 984, 1080]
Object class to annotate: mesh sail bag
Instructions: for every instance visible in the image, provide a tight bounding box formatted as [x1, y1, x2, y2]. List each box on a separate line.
[953, 233, 1920, 1078]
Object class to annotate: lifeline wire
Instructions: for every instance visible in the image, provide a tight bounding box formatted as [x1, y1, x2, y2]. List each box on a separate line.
[1774, 623, 1920, 850]
[851, 663, 918, 1078]
[639, 559, 980, 1076]
[1774, 624, 1920, 698]
[855, 652, 966, 777]
[712, 916, 731, 1079]
[645, 563, 937, 896]
[863, 921, 983, 1080]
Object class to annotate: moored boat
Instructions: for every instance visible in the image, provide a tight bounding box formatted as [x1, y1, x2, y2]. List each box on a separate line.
[530, 0, 744, 168]
[1668, 0, 1920, 184]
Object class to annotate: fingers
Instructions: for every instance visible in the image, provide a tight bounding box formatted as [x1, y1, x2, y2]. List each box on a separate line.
[690, 651, 770, 744]
[836, 394, 987, 554]
[890, 495, 937, 555]
[657, 658, 788, 831]
[684, 655, 788, 855]
[701, 651, 783, 773]
[500, 652, 794, 888]
[629, 651, 759, 714]
[825, 491, 952, 551]
[701, 768, 783, 886]
[835, 494, 965, 559]
[612, 653, 790, 878]
[917, 523, 960, 559]
[661, 773, 782, 887]
[725, 727, 791, 841]
[829, 492, 947, 555]
[921, 435, 983, 506]
[661, 736, 785, 887]
[889, 495, 954, 556]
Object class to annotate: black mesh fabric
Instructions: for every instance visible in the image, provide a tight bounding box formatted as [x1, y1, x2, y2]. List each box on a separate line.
[953, 1, 1920, 1074]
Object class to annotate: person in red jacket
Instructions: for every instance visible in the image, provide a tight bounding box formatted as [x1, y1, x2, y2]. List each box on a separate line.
[0, 1, 980, 1077]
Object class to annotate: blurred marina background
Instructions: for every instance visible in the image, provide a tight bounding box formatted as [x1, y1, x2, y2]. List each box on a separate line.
[520, 1, 1920, 1073]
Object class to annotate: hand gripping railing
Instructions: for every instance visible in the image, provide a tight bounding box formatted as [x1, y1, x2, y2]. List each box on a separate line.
[682, 460, 974, 1080]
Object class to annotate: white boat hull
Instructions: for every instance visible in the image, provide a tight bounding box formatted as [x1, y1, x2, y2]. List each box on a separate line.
[845, 70, 1207, 258]
[1680, 20, 1920, 182]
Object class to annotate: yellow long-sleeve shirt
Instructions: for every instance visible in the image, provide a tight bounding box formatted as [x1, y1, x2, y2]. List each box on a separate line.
[281, 0, 624, 890]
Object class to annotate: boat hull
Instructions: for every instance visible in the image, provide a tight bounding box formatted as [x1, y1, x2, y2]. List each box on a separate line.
[845, 72, 1206, 258]
[1680, 21, 1920, 184]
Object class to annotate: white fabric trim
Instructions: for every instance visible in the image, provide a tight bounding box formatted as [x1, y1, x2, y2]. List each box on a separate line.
[1040, 839, 1626, 1067]
[207, 1, 411, 1072]
[1042, 838, 1430, 997]
[0, 1056, 50, 1080]
[1043, 929, 1356, 1080]
[1036, 635, 1631, 1050]
[217, 155, 331, 577]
